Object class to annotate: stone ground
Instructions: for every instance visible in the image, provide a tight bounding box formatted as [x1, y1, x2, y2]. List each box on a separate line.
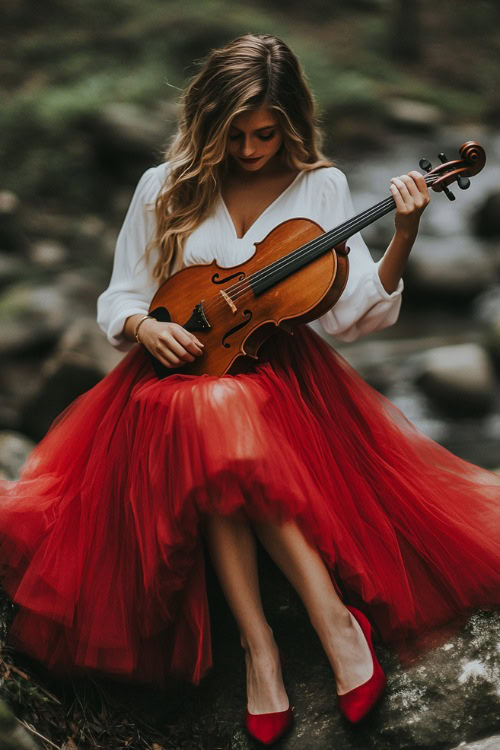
[1, 525, 500, 749]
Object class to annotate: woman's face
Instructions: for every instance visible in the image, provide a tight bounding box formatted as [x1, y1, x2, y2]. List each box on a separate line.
[226, 105, 284, 173]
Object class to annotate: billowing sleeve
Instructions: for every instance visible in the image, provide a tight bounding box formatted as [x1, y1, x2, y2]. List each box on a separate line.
[315, 167, 403, 342]
[96, 166, 165, 352]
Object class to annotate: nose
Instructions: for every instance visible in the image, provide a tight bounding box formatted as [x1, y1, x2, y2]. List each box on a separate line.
[240, 136, 256, 157]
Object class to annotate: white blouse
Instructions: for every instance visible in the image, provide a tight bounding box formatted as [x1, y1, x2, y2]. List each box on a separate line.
[96, 161, 403, 352]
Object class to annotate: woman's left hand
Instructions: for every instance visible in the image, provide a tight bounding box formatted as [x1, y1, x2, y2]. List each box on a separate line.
[390, 170, 430, 235]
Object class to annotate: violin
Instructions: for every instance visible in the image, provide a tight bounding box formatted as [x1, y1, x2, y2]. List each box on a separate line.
[147, 141, 486, 379]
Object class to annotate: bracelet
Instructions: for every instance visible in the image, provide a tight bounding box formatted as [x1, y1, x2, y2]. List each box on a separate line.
[134, 315, 153, 344]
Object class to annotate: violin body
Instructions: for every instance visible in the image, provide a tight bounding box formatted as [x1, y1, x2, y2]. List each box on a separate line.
[147, 141, 486, 379]
[148, 217, 349, 378]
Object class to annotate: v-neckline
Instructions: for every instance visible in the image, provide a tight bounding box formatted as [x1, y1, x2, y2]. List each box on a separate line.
[220, 170, 305, 240]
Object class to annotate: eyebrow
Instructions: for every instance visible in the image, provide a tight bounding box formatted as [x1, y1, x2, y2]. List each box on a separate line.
[229, 125, 277, 133]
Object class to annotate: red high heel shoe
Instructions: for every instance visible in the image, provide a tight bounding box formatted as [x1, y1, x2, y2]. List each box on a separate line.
[244, 648, 294, 745]
[336, 605, 387, 723]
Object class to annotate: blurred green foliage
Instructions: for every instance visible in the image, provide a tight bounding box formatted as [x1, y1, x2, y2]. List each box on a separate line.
[1, 0, 499, 206]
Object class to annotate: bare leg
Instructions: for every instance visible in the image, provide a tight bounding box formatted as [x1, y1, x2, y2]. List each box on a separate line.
[251, 518, 373, 695]
[201, 513, 290, 713]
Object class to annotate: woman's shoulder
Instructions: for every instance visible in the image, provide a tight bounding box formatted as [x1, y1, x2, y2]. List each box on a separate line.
[150, 161, 171, 180]
[133, 162, 171, 204]
[143, 160, 171, 187]
[305, 165, 349, 188]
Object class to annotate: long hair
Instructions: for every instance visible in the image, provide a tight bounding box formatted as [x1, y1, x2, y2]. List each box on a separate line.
[144, 33, 334, 282]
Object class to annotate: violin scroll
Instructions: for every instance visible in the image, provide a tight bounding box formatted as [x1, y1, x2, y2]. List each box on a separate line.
[418, 141, 486, 202]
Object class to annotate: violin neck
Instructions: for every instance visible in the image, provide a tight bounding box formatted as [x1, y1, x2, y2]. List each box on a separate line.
[328, 196, 396, 245]
[252, 173, 434, 295]
[321, 173, 435, 246]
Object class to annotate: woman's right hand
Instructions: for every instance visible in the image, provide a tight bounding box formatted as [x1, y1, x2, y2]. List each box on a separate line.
[139, 319, 204, 369]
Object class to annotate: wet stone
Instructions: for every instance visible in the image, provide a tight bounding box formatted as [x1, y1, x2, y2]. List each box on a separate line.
[414, 343, 497, 417]
[0, 431, 35, 480]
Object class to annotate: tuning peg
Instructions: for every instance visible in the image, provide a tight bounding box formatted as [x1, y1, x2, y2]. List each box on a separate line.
[420, 152, 458, 200]
[457, 176, 470, 190]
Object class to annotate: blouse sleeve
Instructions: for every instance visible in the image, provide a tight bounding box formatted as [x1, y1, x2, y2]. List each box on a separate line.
[96, 166, 165, 352]
[315, 167, 403, 342]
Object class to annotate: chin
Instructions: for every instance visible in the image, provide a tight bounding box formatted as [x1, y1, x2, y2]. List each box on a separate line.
[230, 154, 272, 171]
[239, 161, 265, 170]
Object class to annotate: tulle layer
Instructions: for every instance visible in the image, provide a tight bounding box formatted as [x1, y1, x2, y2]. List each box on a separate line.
[0, 324, 499, 687]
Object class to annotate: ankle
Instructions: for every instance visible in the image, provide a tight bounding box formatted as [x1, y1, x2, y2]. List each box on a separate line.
[310, 602, 352, 640]
[240, 624, 275, 655]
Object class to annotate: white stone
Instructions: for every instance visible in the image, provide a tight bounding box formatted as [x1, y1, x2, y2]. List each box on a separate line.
[419, 343, 496, 395]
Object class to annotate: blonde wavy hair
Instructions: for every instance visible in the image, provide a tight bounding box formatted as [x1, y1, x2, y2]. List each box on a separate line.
[144, 32, 334, 282]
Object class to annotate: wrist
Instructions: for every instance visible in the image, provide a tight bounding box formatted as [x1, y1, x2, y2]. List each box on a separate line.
[394, 222, 419, 241]
[123, 313, 155, 342]
[139, 316, 158, 341]
[134, 315, 156, 344]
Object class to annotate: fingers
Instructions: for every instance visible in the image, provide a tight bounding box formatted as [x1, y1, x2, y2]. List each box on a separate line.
[390, 170, 430, 212]
[174, 327, 205, 356]
[389, 180, 407, 212]
[409, 169, 429, 193]
[151, 323, 205, 369]
[160, 335, 203, 367]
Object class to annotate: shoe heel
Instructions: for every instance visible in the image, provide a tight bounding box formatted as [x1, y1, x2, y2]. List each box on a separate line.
[336, 605, 387, 723]
[244, 646, 294, 745]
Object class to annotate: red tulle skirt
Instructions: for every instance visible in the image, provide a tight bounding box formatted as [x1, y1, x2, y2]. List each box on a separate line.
[0, 324, 499, 687]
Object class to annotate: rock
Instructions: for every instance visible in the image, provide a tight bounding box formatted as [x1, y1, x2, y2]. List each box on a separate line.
[96, 102, 168, 155]
[79, 101, 179, 186]
[405, 235, 495, 300]
[0, 192, 19, 214]
[484, 315, 500, 370]
[29, 239, 67, 267]
[0, 272, 102, 357]
[0, 700, 38, 750]
[0, 352, 55, 432]
[472, 190, 500, 238]
[72, 214, 109, 261]
[2, 545, 499, 749]
[0, 398, 20, 431]
[386, 97, 443, 132]
[450, 737, 500, 750]
[0, 431, 35, 480]
[0, 253, 26, 289]
[20, 317, 123, 441]
[473, 285, 500, 324]
[491, 245, 500, 276]
[85, 102, 169, 182]
[0, 190, 31, 254]
[0, 282, 69, 356]
[204, 556, 500, 750]
[415, 343, 496, 417]
[56, 268, 104, 311]
[472, 289, 500, 369]
[22, 208, 74, 244]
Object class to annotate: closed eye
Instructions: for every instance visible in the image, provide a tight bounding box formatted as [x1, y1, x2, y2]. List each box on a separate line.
[228, 131, 276, 141]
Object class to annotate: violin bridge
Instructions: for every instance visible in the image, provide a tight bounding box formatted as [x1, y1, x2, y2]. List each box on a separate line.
[220, 288, 237, 313]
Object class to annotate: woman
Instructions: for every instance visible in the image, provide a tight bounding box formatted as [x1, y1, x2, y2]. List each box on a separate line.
[1, 33, 499, 747]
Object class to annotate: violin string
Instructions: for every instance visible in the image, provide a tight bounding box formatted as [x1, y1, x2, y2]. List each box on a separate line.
[201, 171, 441, 316]
[200, 195, 397, 317]
[218, 199, 396, 307]
[201, 172, 440, 316]
[197, 172, 440, 317]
